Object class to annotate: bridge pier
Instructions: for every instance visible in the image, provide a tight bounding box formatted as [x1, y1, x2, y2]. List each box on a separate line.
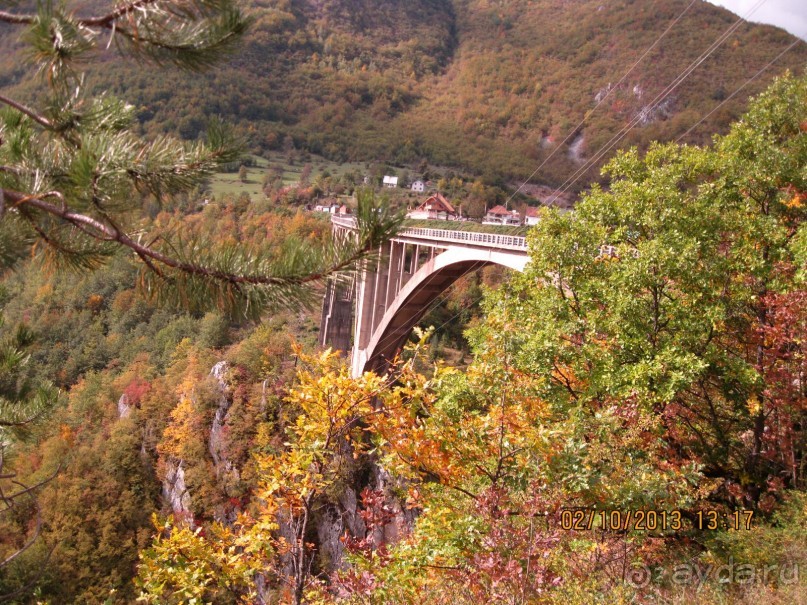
[319, 275, 355, 354]
[348, 240, 422, 376]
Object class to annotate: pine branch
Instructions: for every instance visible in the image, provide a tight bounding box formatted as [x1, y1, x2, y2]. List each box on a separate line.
[3, 187, 402, 289]
[0, 94, 53, 130]
[78, 0, 164, 28]
[0, 403, 49, 427]
[2, 464, 63, 502]
[111, 7, 250, 70]
[0, 10, 33, 25]
[0, 0, 403, 319]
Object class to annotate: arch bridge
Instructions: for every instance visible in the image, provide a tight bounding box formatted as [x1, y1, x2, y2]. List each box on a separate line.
[320, 215, 529, 377]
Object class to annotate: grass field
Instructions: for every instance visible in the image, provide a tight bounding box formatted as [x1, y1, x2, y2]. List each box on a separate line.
[207, 152, 368, 200]
[207, 157, 534, 238]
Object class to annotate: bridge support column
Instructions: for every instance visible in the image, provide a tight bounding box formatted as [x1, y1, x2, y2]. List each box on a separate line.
[372, 242, 392, 332]
[350, 241, 402, 376]
[319, 276, 354, 353]
[385, 241, 405, 309]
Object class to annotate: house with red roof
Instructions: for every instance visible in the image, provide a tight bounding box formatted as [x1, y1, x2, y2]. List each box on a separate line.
[524, 205, 541, 226]
[407, 193, 458, 221]
[483, 204, 521, 226]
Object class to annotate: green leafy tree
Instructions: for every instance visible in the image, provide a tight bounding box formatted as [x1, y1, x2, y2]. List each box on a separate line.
[487, 72, 807, 506]
[135, 74, 806, 605]
[314, 72, 807, 605]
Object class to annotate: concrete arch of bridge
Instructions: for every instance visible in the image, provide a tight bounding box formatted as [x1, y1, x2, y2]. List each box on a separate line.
[353, 246, 528, 377]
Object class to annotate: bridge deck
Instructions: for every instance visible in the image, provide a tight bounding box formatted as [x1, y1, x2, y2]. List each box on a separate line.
[330, 215, 528, 252]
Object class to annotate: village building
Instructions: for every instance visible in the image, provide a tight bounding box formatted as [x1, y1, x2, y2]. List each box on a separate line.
[313, 200, 351, 214]
[407, 193, 458, 221]
[314, 198, 337, 213]
[524, 205, 541, 226]
[483, 204, 521, 226]
[383, 175, 399, 188]
[411, 180, 425, 193]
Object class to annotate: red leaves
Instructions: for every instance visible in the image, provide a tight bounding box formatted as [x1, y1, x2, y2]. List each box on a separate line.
[459, 486, 563, 601]
[341, 488, 395, 559]
[335, 488, 397, 598]
[753, 290, 807, 488]
[123, 377, 151, 407]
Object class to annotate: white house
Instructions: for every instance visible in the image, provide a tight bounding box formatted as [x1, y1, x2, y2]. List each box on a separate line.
[383, 175, 399, 188]
[411, 180, 425, 193]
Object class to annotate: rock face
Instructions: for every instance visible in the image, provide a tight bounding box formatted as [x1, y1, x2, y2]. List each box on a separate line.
[153, 359, 416, 592]
[317, 486, 365, 572]
[159, 360, 237, 526]
[592, 80, 675, 127]
[315, 460, 418, 573]
[208, 361, 232, 470]
[162, 459, 193, 523]
[568, 133, 585, 163]
[208, 361, 242, 521]
[117, 393, 132, 419]
[594, 82, 613, 104]
[636, 97, 675, 126]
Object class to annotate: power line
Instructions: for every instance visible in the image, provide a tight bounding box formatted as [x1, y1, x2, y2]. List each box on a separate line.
[392, 0, 791, 356]
[503, 0, 699, 211]
[363, 0, 786, 367]
[545, 0, 769, 205]
[378, 0, 708, 356]
[675, 38, 803, 143]
[491, 0, 754, 253]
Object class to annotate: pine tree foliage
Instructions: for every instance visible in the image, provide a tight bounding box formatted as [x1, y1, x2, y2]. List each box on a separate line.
[138, 189, 402, 317]
[0, 313, 59, 582]
[0, 316, 58, 439]
[0, 0, 402, 318]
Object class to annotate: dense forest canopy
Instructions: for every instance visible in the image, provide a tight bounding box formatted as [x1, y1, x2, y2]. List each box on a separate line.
[1, 69, 805, 603]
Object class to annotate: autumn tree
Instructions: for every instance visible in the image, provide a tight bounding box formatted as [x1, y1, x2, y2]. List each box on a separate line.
[137, 348, 388, 604]
[135, 74, 805, 604]
[313, 74, 807, 605]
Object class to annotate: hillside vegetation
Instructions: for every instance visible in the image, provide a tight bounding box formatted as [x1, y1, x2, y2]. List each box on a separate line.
[3, 71, 804, 605]
[1, 0, 804, 188]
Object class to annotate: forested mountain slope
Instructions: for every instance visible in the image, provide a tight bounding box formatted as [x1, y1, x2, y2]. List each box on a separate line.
[1, 0, 804, 186]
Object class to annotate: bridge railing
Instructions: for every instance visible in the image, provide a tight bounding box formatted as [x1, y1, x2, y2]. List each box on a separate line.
[331, 216, 528, 251]
[398, 226, 527, 251]
[331, 215, 356, 229]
